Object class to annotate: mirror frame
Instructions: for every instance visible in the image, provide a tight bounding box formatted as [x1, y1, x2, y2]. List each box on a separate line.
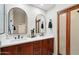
[35, 14, 46, 34]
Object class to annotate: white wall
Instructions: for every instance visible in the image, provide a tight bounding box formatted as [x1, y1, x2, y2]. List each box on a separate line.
[5, 4, 46, 36]
[46, 4, 74, 54]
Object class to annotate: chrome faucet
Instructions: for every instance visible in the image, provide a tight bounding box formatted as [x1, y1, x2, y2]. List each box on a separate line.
[18, 35, 20, 39]
[14, 35, 23, 39]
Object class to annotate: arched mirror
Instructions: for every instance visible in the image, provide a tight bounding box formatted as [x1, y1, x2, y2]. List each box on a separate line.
[35, 14, 46, 36]
[8, 7, 27, 34]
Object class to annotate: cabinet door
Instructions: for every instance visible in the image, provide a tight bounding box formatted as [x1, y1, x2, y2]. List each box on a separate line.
[33, 41, 42, 55]
[0, 48, 1, 55]
[1, 46, 17, 55]
[70, 9, 79, 55]
[48, 38, 54, 55]
[17, 43, 33, 55]
[42, 39, 49, 55]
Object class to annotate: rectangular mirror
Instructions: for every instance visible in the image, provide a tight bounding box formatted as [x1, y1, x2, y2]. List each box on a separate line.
[0, 4, 5, 34]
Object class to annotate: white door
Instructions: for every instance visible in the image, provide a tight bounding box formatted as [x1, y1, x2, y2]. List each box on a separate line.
[59, 13, 66, 55]
[70, 9, 79, 55]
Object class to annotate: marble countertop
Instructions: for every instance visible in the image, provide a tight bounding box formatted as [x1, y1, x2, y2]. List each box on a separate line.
[0, 35, 54, 48]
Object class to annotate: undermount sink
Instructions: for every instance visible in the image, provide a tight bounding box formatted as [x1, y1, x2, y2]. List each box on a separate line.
[0, 38, 26, 48]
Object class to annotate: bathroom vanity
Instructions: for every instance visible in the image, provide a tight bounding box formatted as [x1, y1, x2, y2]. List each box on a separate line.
[0, 36, 54, 55]
[0, 4, 54, 55]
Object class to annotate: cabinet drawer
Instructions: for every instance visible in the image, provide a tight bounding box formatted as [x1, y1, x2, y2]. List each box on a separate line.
[1, 46, 17, 55]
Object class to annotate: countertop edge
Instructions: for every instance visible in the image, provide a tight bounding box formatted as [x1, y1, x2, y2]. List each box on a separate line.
[0, 35, 54, 48]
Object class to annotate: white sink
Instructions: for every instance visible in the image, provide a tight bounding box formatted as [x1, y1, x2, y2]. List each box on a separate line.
[0, 37, 31, 48]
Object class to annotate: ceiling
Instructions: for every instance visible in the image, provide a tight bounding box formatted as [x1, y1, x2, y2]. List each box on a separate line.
[29, 4, 56, 11]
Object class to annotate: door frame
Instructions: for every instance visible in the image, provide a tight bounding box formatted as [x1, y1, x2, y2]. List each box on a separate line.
[57, 4, 79, 55]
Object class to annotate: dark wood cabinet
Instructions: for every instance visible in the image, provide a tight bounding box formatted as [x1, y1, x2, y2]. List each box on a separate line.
[33, 41, 42, 55]
[17, 43, 33, 55]
[1, 45, 17, 55]
[0, 38, 54, 55]
[48, 38, 54, 55]
[42, 39, 49, 55]
[0, 48, 1, 55]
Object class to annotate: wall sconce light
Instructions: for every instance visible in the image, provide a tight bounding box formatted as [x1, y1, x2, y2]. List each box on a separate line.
[48, 19, 52, 28]
[12, 25, 16, 30]
[41, 22, 44, 29]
